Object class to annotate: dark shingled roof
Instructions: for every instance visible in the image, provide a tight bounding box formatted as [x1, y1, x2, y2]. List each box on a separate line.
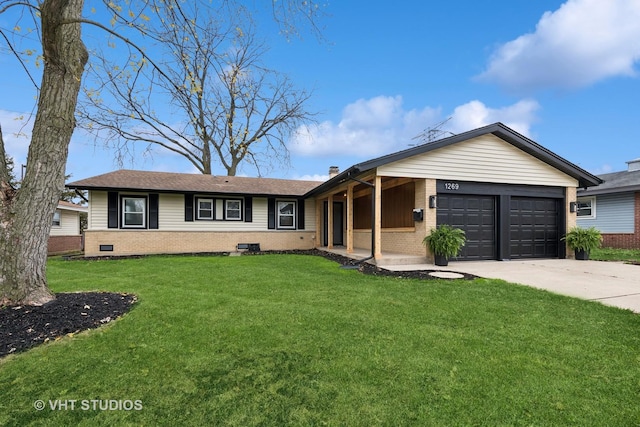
[67, 170, 322, 197]
[578, 168, 640, 196]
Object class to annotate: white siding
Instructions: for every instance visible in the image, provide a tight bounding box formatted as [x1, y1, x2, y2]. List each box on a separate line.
[159, 194, 269, 231]
[215, 199, 224, 220]
[50, 209, 80, 236]
[305, 198, 315, 229]
[577, 193, 635, 233]
[87, 191, 316, 232]
[378, 134, 578, 187]
[89, 191, 109, 230]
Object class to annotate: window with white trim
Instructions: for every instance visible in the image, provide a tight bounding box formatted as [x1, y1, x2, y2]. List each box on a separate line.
[122, 197, 146, 228]
[277, 200, 296, 229]
[52, 210, 61, 227]
[197, 198, 214, 220]
[225, 199, 242, 220]
[577, 196, 595, 219]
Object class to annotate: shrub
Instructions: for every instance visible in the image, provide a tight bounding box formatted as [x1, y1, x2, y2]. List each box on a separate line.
[562, 227, 602, 252]
[423, 224, 466, 258]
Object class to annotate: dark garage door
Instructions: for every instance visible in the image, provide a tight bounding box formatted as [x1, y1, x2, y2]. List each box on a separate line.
[437, 195, 496, 260]
[510, 197, 559, 259]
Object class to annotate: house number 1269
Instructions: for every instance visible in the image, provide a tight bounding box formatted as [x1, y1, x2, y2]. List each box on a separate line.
[444, 182, 460, 190]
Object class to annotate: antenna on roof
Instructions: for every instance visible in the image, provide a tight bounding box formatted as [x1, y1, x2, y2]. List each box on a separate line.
[410, 117, 455, 146]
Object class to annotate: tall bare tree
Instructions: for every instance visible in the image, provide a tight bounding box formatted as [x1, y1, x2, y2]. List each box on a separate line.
[0, 0, 324, 305]
[80, 3, 314, 176]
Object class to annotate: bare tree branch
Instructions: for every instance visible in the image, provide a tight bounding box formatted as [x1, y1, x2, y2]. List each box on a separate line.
[79, 1, 317, 176]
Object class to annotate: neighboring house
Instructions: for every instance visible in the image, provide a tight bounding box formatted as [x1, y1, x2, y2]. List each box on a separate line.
[67, 123, 601, 262]
[576, 158, 640, 249]
[48, 200, 88, 254]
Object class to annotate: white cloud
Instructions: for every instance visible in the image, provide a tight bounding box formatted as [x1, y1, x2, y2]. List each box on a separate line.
[289, 96, 540, 158]
[293, 173, 328, 181]
[449, 99, 540, 136]
[477, 0, 640, 92]
[591, 164, 613, 175]
[289, 95, 440, 157]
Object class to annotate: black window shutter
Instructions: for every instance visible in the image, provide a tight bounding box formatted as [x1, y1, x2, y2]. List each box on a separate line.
[267, 197, 276, 229]
[185, 194, 194, 222]
[297, 198, 305, 230]
[107, 191, 118, 228]
[244, 197, 253, 222]
[149, 193, 159, 229]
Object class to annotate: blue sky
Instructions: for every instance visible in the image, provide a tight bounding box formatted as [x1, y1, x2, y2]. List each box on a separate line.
[1, 0, 640, 182]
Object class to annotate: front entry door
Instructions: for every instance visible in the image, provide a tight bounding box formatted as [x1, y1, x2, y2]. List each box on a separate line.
[323, 201, 344, 246]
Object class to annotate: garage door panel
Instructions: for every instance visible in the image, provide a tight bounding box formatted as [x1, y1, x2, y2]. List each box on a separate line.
[466, 214, 482, 226]
[451, 213, 465, 223]
[439, 193, 560, 261]
[510, 197, 559, 259]
[450, 198, 465, 210]
[437, 195, 496, 260]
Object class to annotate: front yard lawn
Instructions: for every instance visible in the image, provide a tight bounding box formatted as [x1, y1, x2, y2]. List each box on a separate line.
[1, 254, 640, 426]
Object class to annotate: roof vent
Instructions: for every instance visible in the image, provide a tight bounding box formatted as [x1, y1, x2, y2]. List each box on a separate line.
[328, 166, 340, 179]
[627, 158, 640, 172]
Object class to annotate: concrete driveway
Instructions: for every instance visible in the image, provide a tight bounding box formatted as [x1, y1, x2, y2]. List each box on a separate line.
[392, 259, 640, 313]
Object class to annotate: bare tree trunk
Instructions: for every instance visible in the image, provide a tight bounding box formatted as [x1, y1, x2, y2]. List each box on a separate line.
[0, 0, 88, 305]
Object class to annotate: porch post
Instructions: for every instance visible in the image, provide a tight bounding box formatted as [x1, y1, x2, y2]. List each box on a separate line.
[346, 184, 354, 253]
[315, 197, 323, 248]
[374, 175, 382, 260]
[327, 194, 334, 248]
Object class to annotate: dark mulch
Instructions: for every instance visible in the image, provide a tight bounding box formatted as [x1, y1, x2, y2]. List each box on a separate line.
[1, 249, 473, 359]
[1, 292, 137, 358]
[247, 249, 479, 281]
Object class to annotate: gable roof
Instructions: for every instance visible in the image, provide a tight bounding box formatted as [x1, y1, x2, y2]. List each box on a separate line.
[306, 122, 602, 197]
[57, 200, 87, 212]
[67, 170, 322, 197]
[578, 169, 640, 196]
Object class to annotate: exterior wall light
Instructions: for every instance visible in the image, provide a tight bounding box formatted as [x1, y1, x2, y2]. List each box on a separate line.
[429, 195, 438, 209]
[569, 201, 577, 213]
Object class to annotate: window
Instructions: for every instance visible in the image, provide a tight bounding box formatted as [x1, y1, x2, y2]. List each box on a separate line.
[122, 197, 146, 228]
[277, 201, 296, 229]
[197, 198, 214, 220]
[225, 199, 242, 220]
[52, 210, 61, 227]
[577, 197, 595, 219]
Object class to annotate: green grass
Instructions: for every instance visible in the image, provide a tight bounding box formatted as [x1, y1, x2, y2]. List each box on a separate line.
[591, 247, 640, 263]
[2, 254, 640, 426]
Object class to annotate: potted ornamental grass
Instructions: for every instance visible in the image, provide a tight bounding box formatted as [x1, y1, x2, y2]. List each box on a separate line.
[562, 226, 602, 260]
[423, 224, 466, 266]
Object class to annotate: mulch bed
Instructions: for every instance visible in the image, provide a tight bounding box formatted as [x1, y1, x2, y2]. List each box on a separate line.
[1, 292, 137, 358]
[1, 250, 474, 359]
[248, 249, 479, 281]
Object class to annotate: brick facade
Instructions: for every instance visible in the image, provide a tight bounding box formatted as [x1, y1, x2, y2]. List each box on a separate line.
[601, 192, 640, 249]
[84, 230, 316, 257]
[48, 235, 84, 255]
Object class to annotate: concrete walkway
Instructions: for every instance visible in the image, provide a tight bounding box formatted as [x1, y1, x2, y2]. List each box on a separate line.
[383, 259, 640, 313]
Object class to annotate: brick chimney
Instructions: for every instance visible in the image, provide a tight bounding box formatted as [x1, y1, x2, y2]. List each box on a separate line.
[328, 166, 340, 178]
